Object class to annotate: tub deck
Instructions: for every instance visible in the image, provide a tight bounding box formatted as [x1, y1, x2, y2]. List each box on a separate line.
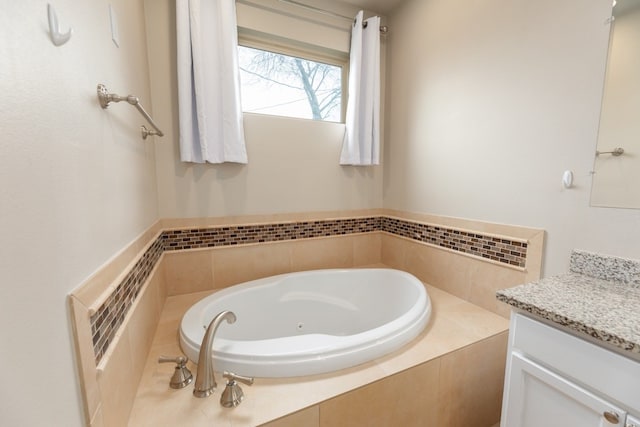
[128, 278, 508, 426]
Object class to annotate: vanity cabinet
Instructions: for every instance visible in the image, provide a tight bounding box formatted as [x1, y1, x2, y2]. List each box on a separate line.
[501, 313, 640, 427]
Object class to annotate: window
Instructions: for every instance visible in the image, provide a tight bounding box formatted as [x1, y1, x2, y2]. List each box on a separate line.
[237, 42, 346, 123]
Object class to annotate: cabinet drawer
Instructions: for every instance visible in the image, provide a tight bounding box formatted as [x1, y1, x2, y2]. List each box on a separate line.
[510, 313, 640, 412]
[504, 353, 627, 427]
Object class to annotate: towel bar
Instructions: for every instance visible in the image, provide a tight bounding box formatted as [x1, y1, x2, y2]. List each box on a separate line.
[596, 147, 624, 157]
[97, 84, 164, 140]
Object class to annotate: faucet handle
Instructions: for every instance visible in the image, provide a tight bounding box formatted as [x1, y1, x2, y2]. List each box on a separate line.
[223, 371, 254, 386]
[158, 355, 188, 365]
[220, 372, 254, 407]
[158, 355, 193, 389]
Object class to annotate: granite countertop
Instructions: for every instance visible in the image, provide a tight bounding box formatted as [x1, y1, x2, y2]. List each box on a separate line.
[496, 250, 640, 357]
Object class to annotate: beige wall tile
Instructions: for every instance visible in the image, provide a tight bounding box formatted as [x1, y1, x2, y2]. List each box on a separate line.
[127, 272, 163, 376]
[438, 332, 508, 427]
[524, 230, 545, 282]
[129, 342, 194, 427]
[352, 232, 382, 266]
[70, 258, 166, 427]
[68, 296, 101, 426]
[150, 289, 215, 347]
[260, 406, 320, 427]
[212, 242, 292, 289]
[437, 299, 510, 343]
[156, 255, 168, 307]
[380, 233, 407, 269]
[89, 404, 104, 427]
[383, 234, 537, 317]
[319, 358, 441, 427]
[403, 240, 473, 301]
[290, 237, 354, 271]
[97, 329, 137, 427]
[163, 250, 214, 296]
[466, 261, 527, 317]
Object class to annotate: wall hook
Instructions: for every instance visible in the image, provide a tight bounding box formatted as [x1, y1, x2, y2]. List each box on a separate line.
[47, 4, 73, 46]
[562, 170, 574, 189]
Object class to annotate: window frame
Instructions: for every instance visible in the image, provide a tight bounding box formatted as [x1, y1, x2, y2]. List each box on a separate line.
[237, 28, 349, 123]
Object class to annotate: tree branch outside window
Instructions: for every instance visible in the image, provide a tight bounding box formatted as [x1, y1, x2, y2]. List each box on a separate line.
[238, 45, 342, 122]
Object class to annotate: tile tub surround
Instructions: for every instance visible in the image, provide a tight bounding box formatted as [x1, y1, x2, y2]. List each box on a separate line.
[70, 209, 543, 426]
[88, 212, 542, 366]
[382, 216, 529, 268]
[496, 250, 640, 357]
[128, 282, 510, 427]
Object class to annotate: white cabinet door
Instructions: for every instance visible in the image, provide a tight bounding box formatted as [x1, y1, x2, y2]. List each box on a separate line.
[503, 353, 627, 427]
[627, 414, 640, 427]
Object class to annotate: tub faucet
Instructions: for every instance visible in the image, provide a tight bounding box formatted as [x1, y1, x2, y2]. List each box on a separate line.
[193, 310, 236, 398]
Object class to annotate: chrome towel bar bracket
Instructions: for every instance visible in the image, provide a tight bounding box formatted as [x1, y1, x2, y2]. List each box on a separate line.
[596, 147, 624, 157]
[97, 83, 164, 140]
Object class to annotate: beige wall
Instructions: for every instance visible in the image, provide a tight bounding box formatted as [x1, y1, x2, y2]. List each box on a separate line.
[144, 0, 384, 219]
[384, 0, 640, 276]
[0, 1, 158, 425]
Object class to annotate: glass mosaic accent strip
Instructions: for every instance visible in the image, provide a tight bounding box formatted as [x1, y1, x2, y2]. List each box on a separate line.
[90, 237, 164, 364]
[382, 217, 528, 268]
[161, 217, 382, 251]
[89, 215, 528, 365]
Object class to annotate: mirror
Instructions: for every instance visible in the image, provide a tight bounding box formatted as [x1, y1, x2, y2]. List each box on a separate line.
[591, 0, 640, 208]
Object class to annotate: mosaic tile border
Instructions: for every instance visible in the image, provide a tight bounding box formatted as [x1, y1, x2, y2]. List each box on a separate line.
[161, 217, 381, 251]
[89, 216, 529, 365]
[90, 237, 164, 364]
[382, 217, 528, 268]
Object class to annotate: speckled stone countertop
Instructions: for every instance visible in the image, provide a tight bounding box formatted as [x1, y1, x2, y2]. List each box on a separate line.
[497, 250, 640, 357]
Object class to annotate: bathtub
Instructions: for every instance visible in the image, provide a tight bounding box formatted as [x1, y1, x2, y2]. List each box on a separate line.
[179, 268, 431, 378]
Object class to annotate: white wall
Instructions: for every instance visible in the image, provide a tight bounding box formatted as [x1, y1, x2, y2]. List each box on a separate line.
[145, 0, 383, 219]
[0, 1, 158, 425]
[384, 0, 640, 276]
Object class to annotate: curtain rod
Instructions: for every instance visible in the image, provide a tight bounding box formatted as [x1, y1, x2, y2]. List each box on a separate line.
[277, 0, 388, 33]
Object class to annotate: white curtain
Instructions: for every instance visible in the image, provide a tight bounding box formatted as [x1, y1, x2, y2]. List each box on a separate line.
[176, 0, 248, 164]
[340, 11, 381, 166]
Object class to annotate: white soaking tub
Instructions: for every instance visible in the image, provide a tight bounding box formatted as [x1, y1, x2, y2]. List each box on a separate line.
[179, 268, 431, 378]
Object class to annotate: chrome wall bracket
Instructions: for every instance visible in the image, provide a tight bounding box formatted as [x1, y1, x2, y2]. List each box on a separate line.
[596, 147, 625, 157]
[97, 83, 164, 140]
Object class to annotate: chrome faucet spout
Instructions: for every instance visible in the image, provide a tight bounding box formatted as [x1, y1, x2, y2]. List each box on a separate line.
[193, 310, 236, 398]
